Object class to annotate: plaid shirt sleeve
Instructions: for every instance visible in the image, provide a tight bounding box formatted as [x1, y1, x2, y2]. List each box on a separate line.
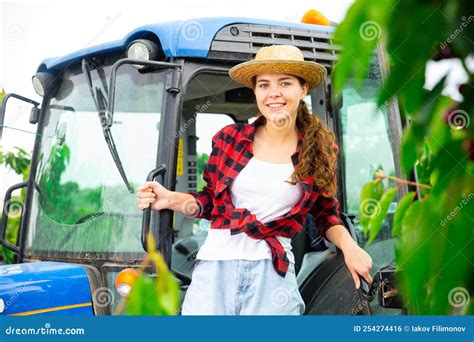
[187, 130, 222, 220]
[310, 194, 343, 238]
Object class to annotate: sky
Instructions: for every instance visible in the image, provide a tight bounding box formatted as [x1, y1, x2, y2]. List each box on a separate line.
[0, 0, 469, 198]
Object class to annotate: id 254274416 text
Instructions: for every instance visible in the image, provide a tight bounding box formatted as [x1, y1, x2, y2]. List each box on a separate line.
[353, 325, 467, 333]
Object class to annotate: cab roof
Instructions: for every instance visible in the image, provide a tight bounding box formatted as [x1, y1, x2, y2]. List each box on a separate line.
[38, 17, 334, 72]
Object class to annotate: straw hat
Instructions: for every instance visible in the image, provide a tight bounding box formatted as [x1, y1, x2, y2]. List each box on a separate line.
[229, 45, 327, 89]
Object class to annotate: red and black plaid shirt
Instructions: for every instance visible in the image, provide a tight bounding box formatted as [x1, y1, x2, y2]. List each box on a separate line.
[189, 115, 342, 277]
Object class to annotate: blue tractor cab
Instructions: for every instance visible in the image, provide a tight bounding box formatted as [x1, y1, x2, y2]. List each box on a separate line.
[0, 17, 405, 315]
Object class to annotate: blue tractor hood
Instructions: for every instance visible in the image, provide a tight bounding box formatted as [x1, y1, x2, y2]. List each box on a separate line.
[37, 17, 335, 73]
[0, 262, 94, 316]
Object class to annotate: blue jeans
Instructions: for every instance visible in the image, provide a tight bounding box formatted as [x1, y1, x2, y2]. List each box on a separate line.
[181, 259, 306, 315]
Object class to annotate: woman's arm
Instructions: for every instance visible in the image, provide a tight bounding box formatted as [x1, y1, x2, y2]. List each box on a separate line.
[137, 128, 223, 218]
[310, 194, 373, 289]
[326, 224, 373, 289]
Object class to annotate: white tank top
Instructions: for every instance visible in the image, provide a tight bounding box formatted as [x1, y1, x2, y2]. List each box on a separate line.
[196, 157, 304, 263]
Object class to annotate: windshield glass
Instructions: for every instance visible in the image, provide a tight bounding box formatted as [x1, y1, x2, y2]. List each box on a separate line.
[24, 63, 166, 259]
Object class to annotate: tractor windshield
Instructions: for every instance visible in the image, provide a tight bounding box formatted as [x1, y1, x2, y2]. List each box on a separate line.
[24, 63, 166, 260]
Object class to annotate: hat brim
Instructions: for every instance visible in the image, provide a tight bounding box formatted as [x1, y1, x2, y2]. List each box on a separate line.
[229, 59, 327, 89]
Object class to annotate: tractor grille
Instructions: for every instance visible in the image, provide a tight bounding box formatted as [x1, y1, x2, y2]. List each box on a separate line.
[208, 23, 341, 75]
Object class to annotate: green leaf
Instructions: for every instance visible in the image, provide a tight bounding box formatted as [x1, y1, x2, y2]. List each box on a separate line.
[125, 271, 179, 316]
[396, 200, 429, 313]
[400, 127, 419, 174]
[333, 0, 393, 92]
[359, 180, 384, 237]
[426, 97, 453, 155]
[429, 140, 467, 197]
[367, 187, 398, 244]
[397, 176, 473, 314]
[125, 275, 166, 315]
[380, 3, 448, 113]
[415, 142, 433, 190]
[124, 234, 180, 316]
[418, 82, 448, 127]
[156, 272, 180, 314]
[392, 191, 416, 237]
[335, 0, 473, 315]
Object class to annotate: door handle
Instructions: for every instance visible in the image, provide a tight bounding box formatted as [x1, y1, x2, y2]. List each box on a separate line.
[141, 164, 167, 251]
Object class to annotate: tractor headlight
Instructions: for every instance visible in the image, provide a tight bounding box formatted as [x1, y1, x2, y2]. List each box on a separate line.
[126, 39, 159, 68]
[32, 72, 54, 97]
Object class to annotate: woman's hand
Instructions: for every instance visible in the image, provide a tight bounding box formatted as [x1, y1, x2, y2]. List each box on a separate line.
[137, 181, 172, 211]
[341, 241, 373, 289]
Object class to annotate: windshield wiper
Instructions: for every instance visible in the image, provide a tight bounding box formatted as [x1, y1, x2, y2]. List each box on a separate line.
[81, 58, 133, 193]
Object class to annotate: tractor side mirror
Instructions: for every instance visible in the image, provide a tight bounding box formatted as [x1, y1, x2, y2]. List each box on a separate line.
[0, 93, 40, 140]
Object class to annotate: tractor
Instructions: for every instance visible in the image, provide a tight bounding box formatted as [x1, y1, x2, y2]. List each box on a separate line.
[0, 16, 405, 315]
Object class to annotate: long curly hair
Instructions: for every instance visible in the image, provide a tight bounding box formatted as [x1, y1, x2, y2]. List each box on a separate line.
[289, 101, 338, 197]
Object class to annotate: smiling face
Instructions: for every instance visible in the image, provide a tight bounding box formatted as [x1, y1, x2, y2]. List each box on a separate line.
[254, 73, 309, 125]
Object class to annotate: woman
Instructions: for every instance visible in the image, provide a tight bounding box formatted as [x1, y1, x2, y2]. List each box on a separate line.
[137, 45, 372, 315]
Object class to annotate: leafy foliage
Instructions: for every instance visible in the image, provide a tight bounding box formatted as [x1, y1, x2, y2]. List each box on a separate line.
[337, 0, 473, 314]
[196, 152, 209, 191]
[367, 187, 397, 244]
[120, 234, 180, 315]
[0, 144, 31, 263]
[0, 147, 30, 179]
[359, 180, 384, 238]
[38, 143, 103, 224]
[391, 191, 416, 237]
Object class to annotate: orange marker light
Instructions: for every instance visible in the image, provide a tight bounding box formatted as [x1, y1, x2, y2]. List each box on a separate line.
[115, 268, 140, 297]
[301, 10, 331, 26]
